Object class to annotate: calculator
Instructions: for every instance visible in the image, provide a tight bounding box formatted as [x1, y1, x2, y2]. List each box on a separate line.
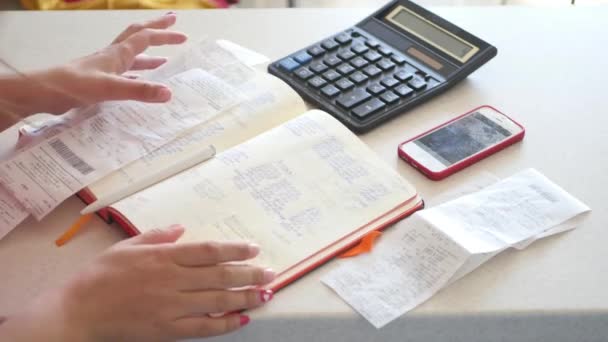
[268, 0, 497, 133]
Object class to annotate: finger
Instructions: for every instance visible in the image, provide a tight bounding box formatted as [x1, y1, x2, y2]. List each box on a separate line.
[177, 265, 275, 291]
[179, 288, 273, 314]
[171, 314, 249, 339]
[93, 75, 172, 103]
[125, 224, 185, 246]
[115, 29, 187, 65]
[169, 241, 260, 267]
[131, 54, 168, 70]
[112, 13, 178, 44]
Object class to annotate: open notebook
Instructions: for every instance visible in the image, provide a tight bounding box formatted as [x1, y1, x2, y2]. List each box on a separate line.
[77, 44, 423, 291]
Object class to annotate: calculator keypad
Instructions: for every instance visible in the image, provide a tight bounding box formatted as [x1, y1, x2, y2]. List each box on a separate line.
[273, 29, 440, 126]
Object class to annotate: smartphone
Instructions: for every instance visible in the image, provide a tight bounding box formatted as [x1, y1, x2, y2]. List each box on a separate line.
[398, 105, 525, 180]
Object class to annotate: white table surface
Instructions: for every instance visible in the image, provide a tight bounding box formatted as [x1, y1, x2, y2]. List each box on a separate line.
[0, 6, 607, 342]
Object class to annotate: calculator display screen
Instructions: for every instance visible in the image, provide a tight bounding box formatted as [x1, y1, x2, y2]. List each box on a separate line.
[386, 6, 478, 63]
[414, 112, 512, 166]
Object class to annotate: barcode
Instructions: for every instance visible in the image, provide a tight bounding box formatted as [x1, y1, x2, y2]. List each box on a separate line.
[49, 139, 95, 176]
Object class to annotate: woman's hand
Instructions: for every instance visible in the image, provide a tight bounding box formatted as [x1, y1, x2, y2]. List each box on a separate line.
[0, 225, 275, 342]
[0, 13, 187, 130]
[47, 12, 188, 112]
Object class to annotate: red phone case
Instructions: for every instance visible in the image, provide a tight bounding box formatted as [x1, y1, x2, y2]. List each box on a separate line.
[398, 105, 525, 181]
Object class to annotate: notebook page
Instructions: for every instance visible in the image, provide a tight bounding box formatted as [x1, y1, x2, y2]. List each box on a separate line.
[112, 110, 417, 272]
[86, 71, 306, 201]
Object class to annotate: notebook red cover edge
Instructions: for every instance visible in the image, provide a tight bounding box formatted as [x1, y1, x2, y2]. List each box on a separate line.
[269, 198, 424, 292]
[76, 188, 112, 223]
[105, 196, 425, 293]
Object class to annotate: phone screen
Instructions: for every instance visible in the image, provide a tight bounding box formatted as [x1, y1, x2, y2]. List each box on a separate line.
[413, 111, 513, 167]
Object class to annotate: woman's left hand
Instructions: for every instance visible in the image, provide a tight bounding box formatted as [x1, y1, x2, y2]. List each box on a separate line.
[0, 13, 187, 123]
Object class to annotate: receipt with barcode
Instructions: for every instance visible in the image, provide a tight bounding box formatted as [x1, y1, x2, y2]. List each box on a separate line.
[322, 168, 591, 328]
[0, 42, 251, 219]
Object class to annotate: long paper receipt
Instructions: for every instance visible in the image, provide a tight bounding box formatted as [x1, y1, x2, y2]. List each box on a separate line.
[0, 40, 253, 220]
[322, 169, 590, 328]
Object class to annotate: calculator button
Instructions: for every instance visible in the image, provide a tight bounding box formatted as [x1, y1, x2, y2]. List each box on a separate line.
[408, 76, 427, 91]
[307, 45, 326, 57]
[279, 58, 300, 72]
[310, 62, 329, 73]
[336, 78, 355, 91]
[322, 70, 341, 82]
[391, 54, 407, 65]
[362, 65, 382, 78]
[336, 89, 372, 109]
[324, 56, 342, 67]
[380, 77, 400, 88]
[321, 39, 340, 50]
[380, 91, 400, 104]
[349, 71, 369, 85]
[367, 83, 386, 95]
[321, 84, 341, 98]
[394, 70, 414, 82]
[337, 63, 356, 75]
[338, 50, 356, 61]
[295, 67, 314, 80]
[425, 76, 441, 88]
[365, 40, 381, 49]
[350, 57, 369, 69]
[377, 59, 396, 71]
[353, 98, 386, 119]
[308, 76, 327, 89]
[378, 46, 392, 56]
[335, 33, 352, 45]
[394, 84, 414, 97]
[351, 44, 369, 55]
[363, 51, 382, 63]
[294, 52, 312, 64]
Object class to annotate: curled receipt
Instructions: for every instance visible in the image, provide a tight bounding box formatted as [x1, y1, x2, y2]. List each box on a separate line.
[322, 169, 591, 328]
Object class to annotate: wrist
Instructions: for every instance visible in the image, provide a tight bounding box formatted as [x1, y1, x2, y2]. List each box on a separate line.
[0, 66, 76, 118]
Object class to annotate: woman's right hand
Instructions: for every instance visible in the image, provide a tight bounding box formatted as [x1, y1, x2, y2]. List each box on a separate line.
[0, 225, 275, 342]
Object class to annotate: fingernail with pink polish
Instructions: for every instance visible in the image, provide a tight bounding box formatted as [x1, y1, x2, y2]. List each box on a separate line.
[239, 315, 250, 327]
[259, 289, 274, 303]
[156, 87, 172, 101]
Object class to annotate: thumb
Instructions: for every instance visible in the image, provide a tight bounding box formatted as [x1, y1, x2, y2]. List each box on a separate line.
[94, 75, 172, 103]
[126, 224, 185, 245]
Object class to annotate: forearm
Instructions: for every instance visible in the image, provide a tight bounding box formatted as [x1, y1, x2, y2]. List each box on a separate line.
[0, 73, 29, 131]
[0, 67, 74, 132]
[0, 290, 88, 342]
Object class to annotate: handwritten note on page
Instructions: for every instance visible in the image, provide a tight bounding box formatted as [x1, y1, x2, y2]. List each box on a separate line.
[322, 169, 590, 328]
[112, 110, 417, 272]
